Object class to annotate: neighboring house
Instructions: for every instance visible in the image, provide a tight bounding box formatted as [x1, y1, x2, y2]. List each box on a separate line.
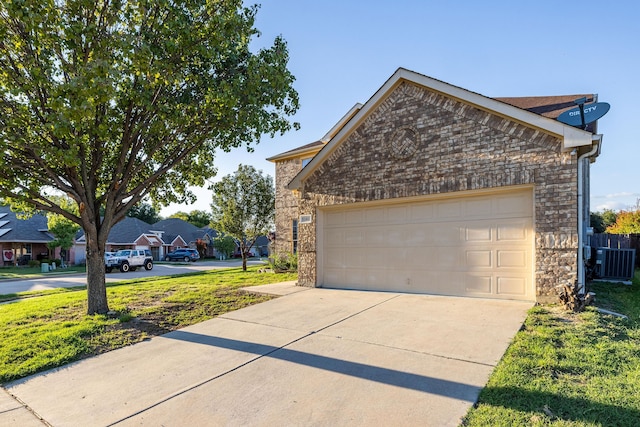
[269, 68, 605, 303]
[0, 205, 55, 266]
[253, 235, 270, 257]
[75, 217, 163, 263]
[149, 218, 217, 258]
[73, 217, 224, 263]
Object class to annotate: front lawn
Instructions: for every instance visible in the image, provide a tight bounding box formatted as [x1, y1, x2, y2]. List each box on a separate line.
[463, 270, 640, 426]
[0, 264, 86, 279]
[0, 267, 297, 383]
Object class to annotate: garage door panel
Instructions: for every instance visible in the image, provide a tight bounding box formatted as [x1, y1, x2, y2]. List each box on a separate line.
[465, 198, 493, 217]
[496, 192, 532, 217]
[409, 204, 435, 221]
[321, 189, 534, 300]
[465, 225, 493, 242]
[497, 276, 528, 296]
[436, 247, 464, 269]
[436, 200, 462, 219]
[465, 274, 493, 294]
[466, 250, 492, 268]
[497, 250, 527, 268]
[325, 249, 346, 268]
[387, 205, 409, 223]
[497, 220, 530, 241]
[344, 230, 365, 245]
[363, 207, 385, 224]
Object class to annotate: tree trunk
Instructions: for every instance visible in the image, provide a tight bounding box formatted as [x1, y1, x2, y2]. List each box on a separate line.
[242, 253, 247, 271]
[86, 235, 109, 315]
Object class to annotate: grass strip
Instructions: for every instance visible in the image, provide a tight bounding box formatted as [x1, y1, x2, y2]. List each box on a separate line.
[0, 266, 297, 383]
[462, 271, 640, 426]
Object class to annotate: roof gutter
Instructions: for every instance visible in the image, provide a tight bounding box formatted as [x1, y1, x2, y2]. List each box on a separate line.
[577, 134, 602, 295]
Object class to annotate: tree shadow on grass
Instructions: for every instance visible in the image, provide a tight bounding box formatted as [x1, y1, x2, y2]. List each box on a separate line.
[473, 385, 640, 426]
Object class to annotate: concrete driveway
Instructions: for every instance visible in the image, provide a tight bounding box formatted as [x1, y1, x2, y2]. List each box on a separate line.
[2, 284, 532, 426]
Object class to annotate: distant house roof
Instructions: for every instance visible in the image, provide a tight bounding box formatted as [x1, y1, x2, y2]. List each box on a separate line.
[75, 216, 218, 248]
[107, 217, 153, 244]
[0, 205, 54, 244]
[150, 218, 206, 245]
[76, 216, 154, 245]
[254, 235, 269, 247]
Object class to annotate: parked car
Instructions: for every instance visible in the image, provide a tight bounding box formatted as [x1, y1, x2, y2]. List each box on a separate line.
[105, 249, 153, 273]
[164, 248, 200, 262]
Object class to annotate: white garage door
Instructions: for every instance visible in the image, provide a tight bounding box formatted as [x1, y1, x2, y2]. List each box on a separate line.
[319, 188, 534, 300]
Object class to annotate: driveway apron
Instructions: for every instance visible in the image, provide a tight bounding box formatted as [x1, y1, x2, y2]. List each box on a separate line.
[3, 286, 532, 426]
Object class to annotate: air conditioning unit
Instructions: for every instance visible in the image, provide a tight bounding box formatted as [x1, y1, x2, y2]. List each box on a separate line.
[594, 248, 636, 282]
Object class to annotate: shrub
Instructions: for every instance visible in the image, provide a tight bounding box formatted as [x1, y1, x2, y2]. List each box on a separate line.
[269, 252, 297, 272]
[28, 260, 41, 268]
[53, 259, 62, 267]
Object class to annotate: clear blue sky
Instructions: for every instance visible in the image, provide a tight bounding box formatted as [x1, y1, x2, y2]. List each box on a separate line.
[161, 0, 639, 216]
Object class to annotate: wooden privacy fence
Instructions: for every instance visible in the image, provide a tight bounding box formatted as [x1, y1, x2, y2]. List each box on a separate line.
[591, 234, 640, 268]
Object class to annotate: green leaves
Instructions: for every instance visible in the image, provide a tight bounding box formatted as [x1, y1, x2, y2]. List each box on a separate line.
[0, 0, 298, 217]
[0, 0, 298, 313]
[211, 164, 275, 268]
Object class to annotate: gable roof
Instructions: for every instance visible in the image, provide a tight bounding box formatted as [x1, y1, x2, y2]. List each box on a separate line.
[267, 103, 363, 162]
[288, 68, 598, 190]
[150, 218, 205, 245]
[0, 205, 54, 244]
[104, 217, 154, 244]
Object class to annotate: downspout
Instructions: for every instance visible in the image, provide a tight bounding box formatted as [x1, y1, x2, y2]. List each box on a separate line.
[577, 134, 602, 295]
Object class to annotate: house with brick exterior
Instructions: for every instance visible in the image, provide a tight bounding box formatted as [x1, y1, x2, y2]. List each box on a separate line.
[268, 68, 604, 303]
[0, 205, 55, 266]
[74, 217, 221, 263]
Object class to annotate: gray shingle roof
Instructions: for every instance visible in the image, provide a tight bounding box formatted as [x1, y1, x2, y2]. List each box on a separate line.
[0, 205, 54, 243]
[150, 218, 206, 245]
[107, 217, 153, 244]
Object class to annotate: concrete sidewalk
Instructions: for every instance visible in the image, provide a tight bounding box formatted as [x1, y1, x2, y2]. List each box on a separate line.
[2, 284, 532, 426]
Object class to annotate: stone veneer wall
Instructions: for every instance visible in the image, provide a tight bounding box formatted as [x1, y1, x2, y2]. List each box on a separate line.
[273, 158, 302, 255]
[296, 81, 578, 301]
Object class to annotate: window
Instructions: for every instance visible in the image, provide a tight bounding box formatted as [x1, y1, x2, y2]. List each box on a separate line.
[292, 219, 298, 254]
[25, 244, 32, 254]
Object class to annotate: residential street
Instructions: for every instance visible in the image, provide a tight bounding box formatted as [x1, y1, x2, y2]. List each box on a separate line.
[0, 259, 267, 295]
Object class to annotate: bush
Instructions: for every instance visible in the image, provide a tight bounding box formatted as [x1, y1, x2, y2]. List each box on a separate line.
[28, 260, 41, 268]
[269, 252, 297, 272]
[53, 259, 62, 267]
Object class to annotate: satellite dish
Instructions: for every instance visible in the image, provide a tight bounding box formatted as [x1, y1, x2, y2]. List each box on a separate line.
[557, 102, 610, 127]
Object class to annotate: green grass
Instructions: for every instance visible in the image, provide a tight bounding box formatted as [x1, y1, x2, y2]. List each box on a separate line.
[0, 266, 297, 384]
[0, 264, 86, 279]
[462, 270, 640, 426]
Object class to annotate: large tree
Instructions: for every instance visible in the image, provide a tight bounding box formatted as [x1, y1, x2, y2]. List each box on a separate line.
[0, 0, 298, 313]
[211, 164, 274, 271]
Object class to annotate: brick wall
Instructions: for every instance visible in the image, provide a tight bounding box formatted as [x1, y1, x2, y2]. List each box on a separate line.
[273, 158, 302, 255]
[296, 81, 578, 300]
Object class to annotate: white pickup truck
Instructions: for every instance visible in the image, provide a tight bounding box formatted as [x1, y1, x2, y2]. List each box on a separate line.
[105, 249, 153, 273]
